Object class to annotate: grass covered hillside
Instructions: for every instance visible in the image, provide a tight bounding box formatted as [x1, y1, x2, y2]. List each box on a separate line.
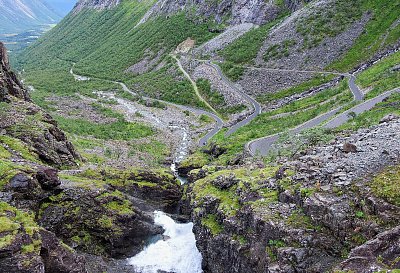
[17, 0, 219, 107]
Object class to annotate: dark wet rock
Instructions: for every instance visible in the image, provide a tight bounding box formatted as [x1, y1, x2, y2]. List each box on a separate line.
[228, 153, 245, 166]
[212, 174, 239, 190]
[9, 173, 31, 192]
[39, 229, 86, 273]
[204, 143, 227, 158]
[38, 187, 163, 258]
[0, 42, 30, 102]
[188, 168, 209, 183]
[0, 253, 44, 273]
[36, 168, 61, 190]
[0, 202, 86, 273]
[26, 123, 80, 167]
[275, 166, 287, 179]
[113, 169, 182, 213]
[0, 43, 80, 167]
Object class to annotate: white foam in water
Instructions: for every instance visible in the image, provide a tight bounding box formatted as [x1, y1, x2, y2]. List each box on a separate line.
[127, 211, 203, 273]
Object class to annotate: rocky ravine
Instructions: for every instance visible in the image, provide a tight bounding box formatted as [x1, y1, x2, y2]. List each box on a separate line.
[0, 42, 184, 272]
[187, 117, 400, 273]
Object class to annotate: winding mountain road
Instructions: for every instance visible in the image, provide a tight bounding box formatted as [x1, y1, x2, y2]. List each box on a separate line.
[324, 88, 400, 129]
[248, 88, 400, 156]
[204, 62, 262, 136]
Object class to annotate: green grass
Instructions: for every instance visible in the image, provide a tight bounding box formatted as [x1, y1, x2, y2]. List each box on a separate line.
[218, 16, 287, 80]
[196, 78, 245, 117]
[54, 115, 153, 141]
[128, 59, 205, 107]
[0, 202, 41, 251]
[219, 61, 245, 81]
[220, 16, 287, 65]
[192, 170, 241, 216]
[0, 160, 26, 189]
[0, 135, 39, 162]
[337, 92, 400, 131]
[356, 51, 400, 99]
[329, 0, 400, 71]
[201, 214, 223, 236]
[256, 74, 336, 104]
[128, 140, 169, 166]
[263, 39, 296, 61]
[370, 165, 400, 206]
[17, 1, 220, 108]
[104, 200, 134, 215]
[297, 0, 363, 49]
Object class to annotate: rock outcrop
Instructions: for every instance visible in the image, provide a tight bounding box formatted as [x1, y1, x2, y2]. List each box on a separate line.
[188, 119, 400, 273]
[336, 225, 400, 273]
[0, 42, 184, 272]
[73, 0, 120, 13]
[0, 42, 29, 102]
[38, 187, 162, 258]
[0, 201, 86, 273]
[0, 43, 80, 167]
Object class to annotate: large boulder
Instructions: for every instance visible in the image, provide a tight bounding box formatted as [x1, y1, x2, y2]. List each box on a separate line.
[38, 187, 163, 258]
[336, 225, 400, 273]
[0, 202, 86, 273]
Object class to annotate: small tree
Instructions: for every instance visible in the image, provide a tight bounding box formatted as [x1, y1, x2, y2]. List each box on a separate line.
[347, 111, 357, 120]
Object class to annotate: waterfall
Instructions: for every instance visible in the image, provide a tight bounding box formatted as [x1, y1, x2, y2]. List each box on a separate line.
[127, 211, 203, 273]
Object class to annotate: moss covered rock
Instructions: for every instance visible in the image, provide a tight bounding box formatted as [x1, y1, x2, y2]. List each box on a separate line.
[38, 187, 163, 258]
[0, 202, 85, 273]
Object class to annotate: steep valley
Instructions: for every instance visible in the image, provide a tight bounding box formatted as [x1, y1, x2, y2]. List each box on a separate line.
[1, 0, 400, 272]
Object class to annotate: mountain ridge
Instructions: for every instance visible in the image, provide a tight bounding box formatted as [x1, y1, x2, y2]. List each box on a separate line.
[0, 0, 61, 34]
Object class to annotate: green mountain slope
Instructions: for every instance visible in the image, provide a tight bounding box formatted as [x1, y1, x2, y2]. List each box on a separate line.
[17, 0, 221, 106]
[16, 0, 400, 165]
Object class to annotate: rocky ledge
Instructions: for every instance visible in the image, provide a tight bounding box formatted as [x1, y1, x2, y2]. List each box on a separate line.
[187, 118, 400, 273]
[0, 42, 80, 167]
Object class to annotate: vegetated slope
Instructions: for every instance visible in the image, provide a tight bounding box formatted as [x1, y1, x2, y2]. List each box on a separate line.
[0, 0, 61, 34]
[17, 0, 302, 107]
[220, 0, 399, 94]
[17, 0, 214, 107]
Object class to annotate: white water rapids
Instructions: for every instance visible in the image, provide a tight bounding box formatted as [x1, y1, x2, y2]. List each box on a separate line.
[127, 211, 203, 273]
[127, 124, 202, 272]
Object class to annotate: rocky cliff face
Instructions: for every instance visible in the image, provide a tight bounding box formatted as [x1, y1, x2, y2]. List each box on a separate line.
[188, 117, 400, 273]
[73, 0, 120, 12]
[74, 0, 310, 25]
[0, 42, 80, 167]
[0, 43, 185, 272]
[0, 42, 29, 102]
